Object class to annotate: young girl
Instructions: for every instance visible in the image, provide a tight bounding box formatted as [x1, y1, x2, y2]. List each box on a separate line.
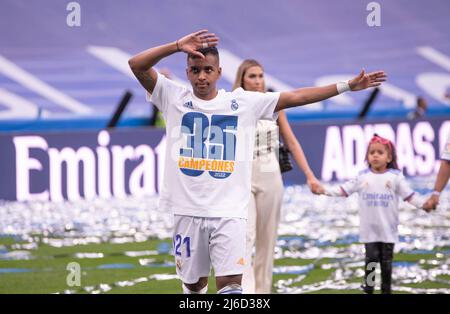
[319, 134, 426, 294]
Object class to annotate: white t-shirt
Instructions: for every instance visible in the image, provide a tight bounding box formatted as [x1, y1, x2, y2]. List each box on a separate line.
[327, 168, 415, 243]
[441, 132, 450, 161]
[147, 72, 280, 219]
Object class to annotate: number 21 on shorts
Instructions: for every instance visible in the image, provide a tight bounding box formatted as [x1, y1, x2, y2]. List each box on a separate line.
[174, 234, 191, 257]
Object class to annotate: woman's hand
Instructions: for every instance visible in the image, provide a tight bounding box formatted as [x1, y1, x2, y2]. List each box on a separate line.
[307, 177, 325, 195]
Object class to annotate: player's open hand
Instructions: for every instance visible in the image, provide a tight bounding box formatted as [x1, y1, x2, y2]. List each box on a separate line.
[349, 69, 387, 91]
[177, 30, 219, 58]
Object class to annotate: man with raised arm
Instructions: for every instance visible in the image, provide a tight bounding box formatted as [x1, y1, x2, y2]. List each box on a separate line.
[128, 29, 387, 294]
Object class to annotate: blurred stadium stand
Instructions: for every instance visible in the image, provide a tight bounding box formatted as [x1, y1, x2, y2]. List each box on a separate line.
[0, 0, 449, 132]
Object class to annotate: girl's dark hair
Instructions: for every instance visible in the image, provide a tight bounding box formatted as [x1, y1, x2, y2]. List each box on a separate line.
[365, 133, 399, 170]
[387, 144, 399, 169]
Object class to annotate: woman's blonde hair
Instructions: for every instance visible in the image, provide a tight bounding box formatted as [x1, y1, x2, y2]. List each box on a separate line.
[232, 59, 265, 91]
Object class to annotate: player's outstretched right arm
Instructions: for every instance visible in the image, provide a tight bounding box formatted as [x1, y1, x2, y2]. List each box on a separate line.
[128, 29, 219, 94]
[275, 70, 387, 112]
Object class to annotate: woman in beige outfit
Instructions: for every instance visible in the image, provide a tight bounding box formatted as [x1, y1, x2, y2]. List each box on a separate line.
[233, 59, 324, 293]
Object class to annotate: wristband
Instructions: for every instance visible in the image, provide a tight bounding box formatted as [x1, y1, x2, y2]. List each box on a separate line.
[432, 191, 441, 196]
[175, 40, 181, 52]
[336, 81, 351, 94]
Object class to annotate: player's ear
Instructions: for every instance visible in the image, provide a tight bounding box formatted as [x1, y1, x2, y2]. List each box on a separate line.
[218, 67, 222, 76]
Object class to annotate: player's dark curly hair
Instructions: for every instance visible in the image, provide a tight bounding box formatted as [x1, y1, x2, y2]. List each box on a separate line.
[187, 46, 219, 61]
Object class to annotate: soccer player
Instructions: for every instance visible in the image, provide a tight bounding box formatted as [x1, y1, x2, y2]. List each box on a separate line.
[128, 29, 387, 294]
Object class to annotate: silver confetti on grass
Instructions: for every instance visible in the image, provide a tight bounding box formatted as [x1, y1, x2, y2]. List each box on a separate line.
[60, 273, 179, 294]
[0, 175, 448, 293]
[0, 194, 173, 244]
[74, 252, 104, 259]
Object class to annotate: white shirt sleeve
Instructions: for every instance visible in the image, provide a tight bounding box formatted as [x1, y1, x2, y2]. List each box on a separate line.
[407, 194, 425, 209]
[395, 173, 415, 201]
[324, 176, 360, 197]
[145, 71, 186, 114]
[340, 176, 360, 196]
[324, 185, 346, 197]
[244, 90, 280, 121]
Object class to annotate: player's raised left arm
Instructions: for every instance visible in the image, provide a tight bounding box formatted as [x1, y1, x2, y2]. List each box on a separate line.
[128, 30, 219, 95]
[275, 70, 387, 112]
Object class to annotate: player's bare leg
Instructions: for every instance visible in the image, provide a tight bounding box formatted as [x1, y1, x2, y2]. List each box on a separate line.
[183, 277, 208, 294]
[216, 274, 243, 294]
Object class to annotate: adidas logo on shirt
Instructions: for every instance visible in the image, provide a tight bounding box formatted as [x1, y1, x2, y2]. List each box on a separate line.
[183, 101, 194, 109]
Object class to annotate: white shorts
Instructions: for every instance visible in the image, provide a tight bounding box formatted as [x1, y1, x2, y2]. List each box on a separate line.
[173, 215, 246, 284]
